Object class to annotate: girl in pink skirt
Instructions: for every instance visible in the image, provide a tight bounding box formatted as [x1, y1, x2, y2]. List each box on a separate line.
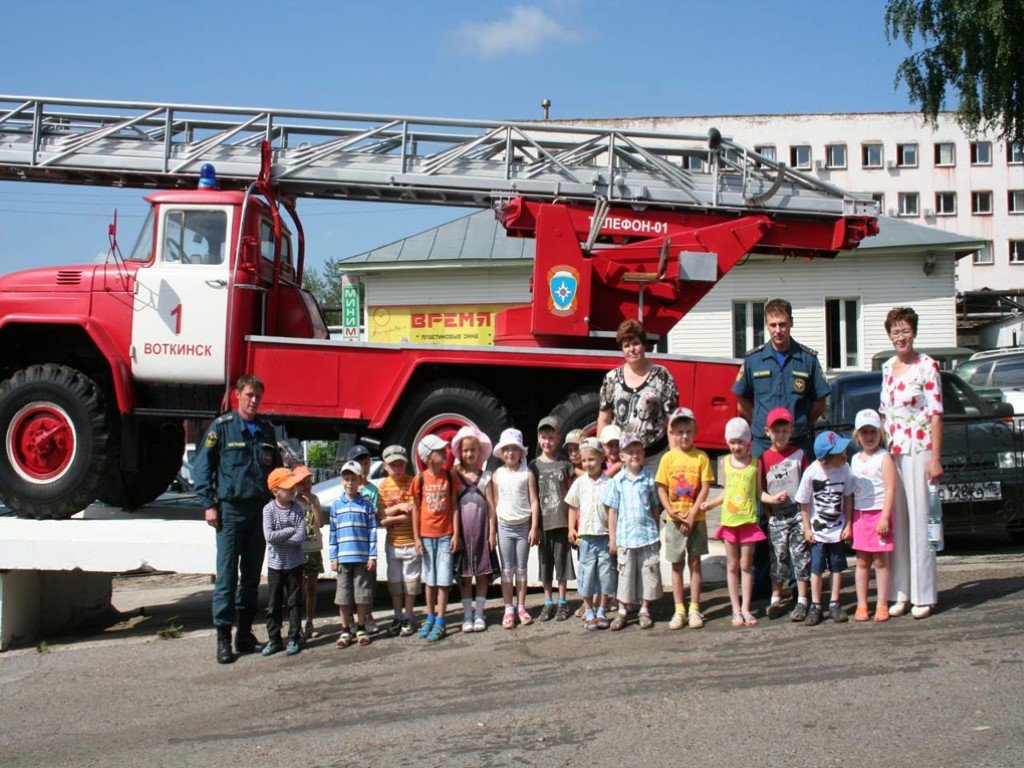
[702, 417, 766, 627]
[850, 409, 896, 622]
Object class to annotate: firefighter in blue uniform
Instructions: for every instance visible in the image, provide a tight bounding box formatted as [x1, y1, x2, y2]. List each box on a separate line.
[732, 299, 830, 458]
[732, 299, 830, 597]
[193, 374, 282, 664]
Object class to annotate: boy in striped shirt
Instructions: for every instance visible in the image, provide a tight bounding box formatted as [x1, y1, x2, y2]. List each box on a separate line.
[329, 460, 378, 648]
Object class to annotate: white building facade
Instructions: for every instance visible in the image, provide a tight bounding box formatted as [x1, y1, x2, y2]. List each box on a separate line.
[559, 112, 1024, 293]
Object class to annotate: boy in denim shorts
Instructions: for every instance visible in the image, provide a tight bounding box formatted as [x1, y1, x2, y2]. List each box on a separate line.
[795, 431, 854, 626]
[412, 434, 460, 642]
[603, 431, 662, 630]
[759, 407, 811, 621]
[566, 437, 615, 630]
[655, 407, 713, 630]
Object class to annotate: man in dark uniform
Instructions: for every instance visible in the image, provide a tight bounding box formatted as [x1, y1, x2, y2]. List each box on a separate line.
[193, 374, 282, 664]
[732, 298, 830, 458]
[732, 299, 830, 597]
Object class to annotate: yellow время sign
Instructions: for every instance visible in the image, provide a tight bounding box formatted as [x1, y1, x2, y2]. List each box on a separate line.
[368, 304, 512, 345]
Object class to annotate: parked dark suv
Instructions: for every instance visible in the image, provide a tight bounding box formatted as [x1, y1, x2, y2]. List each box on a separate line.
[821, 371, 1023, 541]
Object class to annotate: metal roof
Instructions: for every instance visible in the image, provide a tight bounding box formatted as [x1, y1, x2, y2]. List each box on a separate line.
[339, 210, 985, 271]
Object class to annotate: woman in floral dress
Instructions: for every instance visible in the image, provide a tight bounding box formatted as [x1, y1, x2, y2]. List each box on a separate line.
[879, 307, 943, 619]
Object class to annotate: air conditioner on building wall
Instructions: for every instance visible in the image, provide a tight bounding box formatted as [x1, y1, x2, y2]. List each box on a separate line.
[814, 159, 825, 169]
[923, 208, 935, 217]
[887, 208, 897, 217]
[886, 160, 896, 169]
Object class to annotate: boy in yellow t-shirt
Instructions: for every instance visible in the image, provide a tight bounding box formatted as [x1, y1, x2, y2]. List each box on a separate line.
[655, 407, 714, 630]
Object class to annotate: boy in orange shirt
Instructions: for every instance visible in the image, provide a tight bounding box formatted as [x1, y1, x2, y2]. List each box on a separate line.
[412, 434, 460, 642]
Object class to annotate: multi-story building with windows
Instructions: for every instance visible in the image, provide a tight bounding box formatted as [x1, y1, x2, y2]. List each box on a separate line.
[561, 112, 1024, 294]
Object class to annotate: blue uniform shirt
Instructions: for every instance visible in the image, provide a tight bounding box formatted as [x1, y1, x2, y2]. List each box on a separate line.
[193, 411, 282, 508]
[732, 340, 830, 457]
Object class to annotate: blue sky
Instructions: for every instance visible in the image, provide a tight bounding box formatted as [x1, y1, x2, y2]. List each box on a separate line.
[0, 0, 919, 278]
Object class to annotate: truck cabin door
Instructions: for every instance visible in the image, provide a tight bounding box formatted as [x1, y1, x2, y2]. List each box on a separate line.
[130, 205, 233, 384]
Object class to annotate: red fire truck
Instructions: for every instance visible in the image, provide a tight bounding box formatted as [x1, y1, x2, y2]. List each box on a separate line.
[0, 97, 877, 519]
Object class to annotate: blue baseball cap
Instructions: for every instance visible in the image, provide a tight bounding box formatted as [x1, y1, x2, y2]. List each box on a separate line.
[347, 444, 371, 461]
[813, 431, 850, 461]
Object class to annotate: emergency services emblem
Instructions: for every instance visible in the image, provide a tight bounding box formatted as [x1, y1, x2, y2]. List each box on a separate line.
[547, 266, 580, 317]
[205, 431, 218, 449]
[262, 448, 274, 467]
[793, 378, 806, 394]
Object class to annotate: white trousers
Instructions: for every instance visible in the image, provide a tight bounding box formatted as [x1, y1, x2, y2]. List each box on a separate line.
[892, 451, 938, 606]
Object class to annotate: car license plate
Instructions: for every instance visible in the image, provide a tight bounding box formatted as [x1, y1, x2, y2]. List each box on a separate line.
[937, 482, 1002, 502]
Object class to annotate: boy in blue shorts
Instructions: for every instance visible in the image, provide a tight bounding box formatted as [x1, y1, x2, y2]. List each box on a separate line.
[795, 430, 854, 626]
[329, 461, 378, 648]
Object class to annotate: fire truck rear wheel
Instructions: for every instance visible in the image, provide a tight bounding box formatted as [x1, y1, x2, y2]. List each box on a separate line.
[99, 420, 185, 509]
[388, 380, 510, 470]
[0, 364, 115, 520]
[548, 387, 601, 439]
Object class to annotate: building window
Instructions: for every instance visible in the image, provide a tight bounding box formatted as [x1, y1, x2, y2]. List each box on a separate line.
[789, 145, 811, 169]
[972, 190, 993, 215]
[898, 192, 919, 216]
[934, 142, 956, 167]
[732, 300, 766, 359]
[935, 192, 956, 216]
[1009, 190, 1024, 214]
[825, 298, 860, 370]
[1009, 143, 1024, 165]
[682, 154, 704, 172]
[862, 143, 883, 168]
[970, 141, 992, 165]
[825, 144, 847, 169]
[897, 143, 918, 167]
[871, 192, 885, 210]
[1011, 241, 1024, 264]
[754, 145, 776, 162]
[974, 243, 994, 265]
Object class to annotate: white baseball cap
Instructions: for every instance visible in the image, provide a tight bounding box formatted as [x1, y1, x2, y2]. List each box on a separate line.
[724, 417, 752, 443]
[599, 424, 622, 445]
[339, 460, 364, 477]
[854, 409, 882, 431]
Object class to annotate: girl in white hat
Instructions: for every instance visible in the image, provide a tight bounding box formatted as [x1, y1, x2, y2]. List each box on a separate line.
[850, 409, 895, 622]
[488, 428, 540, 628]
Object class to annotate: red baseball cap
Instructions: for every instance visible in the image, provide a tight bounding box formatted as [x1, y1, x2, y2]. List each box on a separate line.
[766, 407, 793, 426]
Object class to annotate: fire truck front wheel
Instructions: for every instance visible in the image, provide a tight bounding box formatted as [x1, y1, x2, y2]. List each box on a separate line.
[548, 387, 601, 439]
[388, 380, 510, 471]
[0, 364, 115, 519]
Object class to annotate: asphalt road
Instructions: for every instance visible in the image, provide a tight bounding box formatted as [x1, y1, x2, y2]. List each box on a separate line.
[1, 535, 1022, 768]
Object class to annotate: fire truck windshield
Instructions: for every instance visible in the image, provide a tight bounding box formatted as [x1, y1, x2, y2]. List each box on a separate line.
[127, 209, 155, 262]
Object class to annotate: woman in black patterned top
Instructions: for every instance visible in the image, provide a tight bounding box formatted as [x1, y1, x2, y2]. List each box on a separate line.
[596, 320, 679, 460]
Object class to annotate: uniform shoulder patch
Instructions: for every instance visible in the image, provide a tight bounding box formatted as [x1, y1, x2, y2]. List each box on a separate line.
[746, 344, 765, 356]
[795, 341, 819, 357]
[735, 364, 744, 382]
[204, 430, 218, 448]
[214, 412, 235, 424]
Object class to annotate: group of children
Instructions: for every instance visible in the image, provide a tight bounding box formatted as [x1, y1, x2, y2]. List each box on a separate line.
[257, 403, 896, 656]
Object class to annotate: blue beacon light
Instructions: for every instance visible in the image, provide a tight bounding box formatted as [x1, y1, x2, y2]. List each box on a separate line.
[198, 163, 218, 189]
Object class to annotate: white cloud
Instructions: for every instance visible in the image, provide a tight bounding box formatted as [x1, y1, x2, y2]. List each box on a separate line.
[453, 5, 582, 59]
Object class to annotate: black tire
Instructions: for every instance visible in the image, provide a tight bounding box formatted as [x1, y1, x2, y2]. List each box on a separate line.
[0, 364, 115, 520]
[1008, 526, 1024, 545]
[548, 387, 601, 438]
[385, 380, 511, 468]
[99, 420, 185, 509]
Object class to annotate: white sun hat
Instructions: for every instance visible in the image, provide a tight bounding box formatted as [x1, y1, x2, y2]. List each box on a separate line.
[451, 425, 493, 464]
[494, 427, 527, 453]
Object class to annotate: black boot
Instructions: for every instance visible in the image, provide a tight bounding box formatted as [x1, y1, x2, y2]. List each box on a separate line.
[234, 613, 263, 655]
[216, 625, 235, 664]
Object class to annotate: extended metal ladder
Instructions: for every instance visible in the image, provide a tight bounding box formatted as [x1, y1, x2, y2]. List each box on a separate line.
[0, 95, 877, 218]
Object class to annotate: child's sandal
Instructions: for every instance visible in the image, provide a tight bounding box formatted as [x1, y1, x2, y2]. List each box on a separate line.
[356, 629, 371, 646]
[742, 612, 758, 627]
[502, 609, 516, 630]
[873, 606, 891, 622]
[731, 613, 745, 628]
[517, 607, 533, 626]
[426, 623, 446, 642]
[854, 605, 871, 622]
[336, 630, 352, 648]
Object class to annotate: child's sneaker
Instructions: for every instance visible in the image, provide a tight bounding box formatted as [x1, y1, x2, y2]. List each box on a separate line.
[804, 605, 823, 626]
[364, 617, 378, 634]
[390, 618, 402, 635]
[399, 620, 415, 637]
[261, 640, 283, 657]
[538, 602, 555, 622]
[426, 620, 447, 642]
[688, 610, 705, 629]
[555, 602, 571, 621]
[285, 639, 301, 656]
[789, 602, 809, 622]
[418, 617, 435, 639]
[668, 612, 686, 630]
[766, 601, 789, 620]
[303, 620, 317, 640]
[830, 604, 849, 623]
[638, 612, 654, 630]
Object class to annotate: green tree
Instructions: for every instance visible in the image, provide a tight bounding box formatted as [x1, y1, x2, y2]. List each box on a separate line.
[885, 0, 1024, 143]
[301, 256, 348, 308]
